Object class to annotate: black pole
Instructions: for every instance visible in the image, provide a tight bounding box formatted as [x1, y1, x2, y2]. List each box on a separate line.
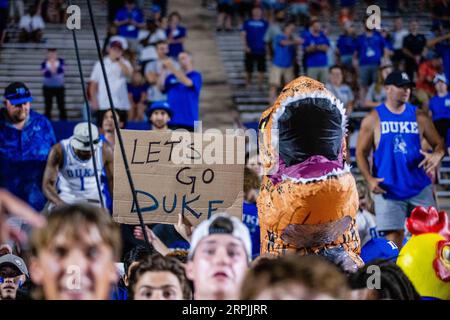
[68, 0, 104, 208]
[85, 0, 152, 249]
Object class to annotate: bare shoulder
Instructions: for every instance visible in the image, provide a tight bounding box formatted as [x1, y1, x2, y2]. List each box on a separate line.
[415, 108, 431, 123]
[48, 143, 63, 166]
[359, 110, 379, 131]
[51, 142, 63, 157]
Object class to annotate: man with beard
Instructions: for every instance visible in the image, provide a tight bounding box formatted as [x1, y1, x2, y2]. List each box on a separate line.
[0, 254, 29, 300]
[29, 204, 121, 300]
[185, 213, 251, 300]
[0, 82, 56, 212]
[147, 101, 172, 131]
[356, 71, 445, 249]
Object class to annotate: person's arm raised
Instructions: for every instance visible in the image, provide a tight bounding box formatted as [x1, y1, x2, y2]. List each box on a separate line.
[163, 59, 193, 87]
[0, 189, 46, 244]
[133, 226, 170, 256]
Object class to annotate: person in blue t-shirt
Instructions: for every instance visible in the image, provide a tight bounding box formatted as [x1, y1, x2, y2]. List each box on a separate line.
[241, 6, 269, 88]
[356, 71, 445, 249]
[166, 12, 187, 59]
[336, 22, 357, 68]
[0, 82, 56, 212]
[162, 52, 202, 131]
[269, 22, 302, 102]
[428, 74, 450, 150]
[243, 167, 261, 260]
[303, 19, 330, 83]
[356, 27, 387, 92]
[114, 0, 145, 41]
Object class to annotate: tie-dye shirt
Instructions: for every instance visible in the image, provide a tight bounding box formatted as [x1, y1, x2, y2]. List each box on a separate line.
[0, 109, 56, 211]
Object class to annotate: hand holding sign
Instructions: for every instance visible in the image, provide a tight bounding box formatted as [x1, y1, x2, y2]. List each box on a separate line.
[133, 225, 170, 256]
[113, 130, 244, 226]
[174, 213, 194, 242]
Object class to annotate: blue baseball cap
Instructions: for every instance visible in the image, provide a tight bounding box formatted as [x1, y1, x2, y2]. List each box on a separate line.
[360, 238, 399, 264]
[4, 82, 33, 106]
[151, 4, 161, 13]
[147, 101, 173, 118]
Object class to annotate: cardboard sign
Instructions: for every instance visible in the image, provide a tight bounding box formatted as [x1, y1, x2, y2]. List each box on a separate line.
[113, 130, 244, 226]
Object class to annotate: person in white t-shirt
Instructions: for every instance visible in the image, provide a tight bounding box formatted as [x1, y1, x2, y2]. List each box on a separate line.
[89, 36, 133, 124]
[18, 5, 45, 43]
[356, 180, 377, 247]
[138, 18, 167, 66]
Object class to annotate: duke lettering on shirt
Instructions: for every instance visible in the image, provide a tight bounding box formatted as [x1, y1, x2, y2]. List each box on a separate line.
[380, 121, 418, 134]
[65, 168, 95, 178]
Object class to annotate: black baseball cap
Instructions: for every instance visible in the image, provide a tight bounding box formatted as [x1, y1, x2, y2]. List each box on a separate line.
[384, 71, 416, 87]
[4, 82, 33, 105]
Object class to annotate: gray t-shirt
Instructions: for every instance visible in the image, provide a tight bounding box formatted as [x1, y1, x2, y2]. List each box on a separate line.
[326, 83, 354, 108]
[144, 58, 178, 102]
[264, 23, 282, 45]
[366, 83, 387, 105]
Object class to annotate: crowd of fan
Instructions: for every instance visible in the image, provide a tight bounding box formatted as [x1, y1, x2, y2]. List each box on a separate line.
[237, 0, 450, 111]
[0, 0, 449, 301]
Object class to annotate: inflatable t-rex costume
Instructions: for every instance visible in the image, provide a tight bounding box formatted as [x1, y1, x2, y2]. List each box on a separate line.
[257, 76, 362, 272]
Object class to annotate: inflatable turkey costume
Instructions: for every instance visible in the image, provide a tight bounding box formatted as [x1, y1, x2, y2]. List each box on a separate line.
[257, 76, 362, 272]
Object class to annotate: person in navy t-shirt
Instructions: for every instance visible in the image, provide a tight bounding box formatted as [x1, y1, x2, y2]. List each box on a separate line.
[428, 74, 450, 149]
[162, 52, 202, 131]
[303, 19, 330, 83]
[241, 6, 269, 88]
[166, 12, 187, 59]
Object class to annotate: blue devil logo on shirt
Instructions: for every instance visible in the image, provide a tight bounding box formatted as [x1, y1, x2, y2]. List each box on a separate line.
[393, 134, 407, 154]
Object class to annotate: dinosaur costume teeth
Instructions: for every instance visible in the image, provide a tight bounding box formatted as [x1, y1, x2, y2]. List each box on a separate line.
[257, 76, 362, 272]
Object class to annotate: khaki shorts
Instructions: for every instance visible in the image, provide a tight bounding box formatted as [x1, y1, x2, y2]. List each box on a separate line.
[269, 65, 294, 87]
[373, 184, 436, 232]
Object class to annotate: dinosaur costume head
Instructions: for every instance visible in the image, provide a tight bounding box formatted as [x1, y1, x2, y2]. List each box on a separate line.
[257, 76, 362, 272]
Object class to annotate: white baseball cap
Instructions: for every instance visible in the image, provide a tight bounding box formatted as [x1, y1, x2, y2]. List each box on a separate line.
[434, 73, 448, 85]
[188, 212, 252, 262]
[70, 122, 100, 151]
[109, 35, 128, 50]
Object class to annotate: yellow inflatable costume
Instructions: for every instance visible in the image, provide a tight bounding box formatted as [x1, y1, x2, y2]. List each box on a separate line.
[397, 206, 450, 300]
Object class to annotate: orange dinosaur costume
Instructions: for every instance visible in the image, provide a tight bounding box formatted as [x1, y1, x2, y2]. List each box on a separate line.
[257, 76, 362, 272]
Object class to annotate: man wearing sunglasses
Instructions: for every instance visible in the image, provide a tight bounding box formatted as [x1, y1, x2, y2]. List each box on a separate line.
[0, 254, 29, 300]
[42, 122, 114, 211]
